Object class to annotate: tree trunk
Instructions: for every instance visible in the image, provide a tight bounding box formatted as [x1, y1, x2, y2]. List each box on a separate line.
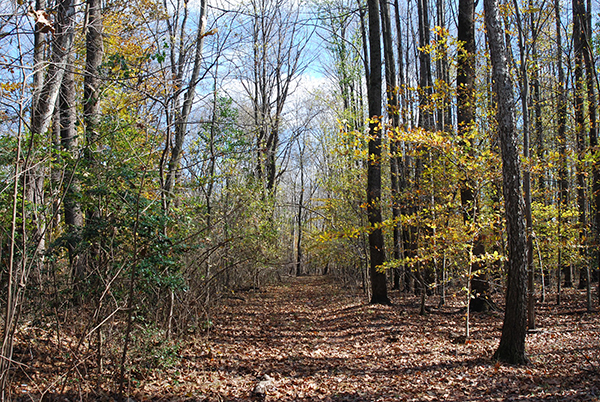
[582, 0, 596, 310]
[381, 0, 402, 290]
[554, 0, 568, 303]
[484, 0, 529, 365]
[436, 0, 452, 133]
[1, 0, 75, 392]
[296, 138, 305, 277]
[59, 51, 85, 295]
[511, 0, 535, 330]
[457, 0, 488, 312]
[417, 0, 433, 131]
[84, 0, 103, 153]
[573, 0, 588, 291]
[367, 0, 390, 305]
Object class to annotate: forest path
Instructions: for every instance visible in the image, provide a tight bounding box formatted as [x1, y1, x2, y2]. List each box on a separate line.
[143, 276, 599, 401]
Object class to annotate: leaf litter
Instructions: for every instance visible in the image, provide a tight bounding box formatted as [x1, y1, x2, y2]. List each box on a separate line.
[9, 276, 600, 401]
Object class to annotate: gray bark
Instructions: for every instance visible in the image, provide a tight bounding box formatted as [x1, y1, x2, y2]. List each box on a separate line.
[484, 0, 529, 365]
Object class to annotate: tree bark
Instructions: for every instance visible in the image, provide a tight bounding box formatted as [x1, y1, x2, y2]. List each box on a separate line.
[381, 0, 402, 290]
[84, 0, 103, 153]
[484, 0, 529, 365]
[582, 0, 596, 310]
[59, 50, 85, 293]
[554, 0, 568, 304]
[573, 0, 587, 291]
[457, 0, 488, 312]
[511, 0, 535, 330]
[367, 0, 390, 305]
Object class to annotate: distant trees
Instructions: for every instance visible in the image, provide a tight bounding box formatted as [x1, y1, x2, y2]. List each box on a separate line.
[4, 0, 600, 393]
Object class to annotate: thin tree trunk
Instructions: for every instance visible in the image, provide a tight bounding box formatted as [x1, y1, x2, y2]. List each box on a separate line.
[394, 0, 410, 291]
[555, 0, 568, 303]
[573, 0, 587, 291]
[296, 138, 305, 277]
[582, 0, 597, 311]
[381, 0, 402, 290]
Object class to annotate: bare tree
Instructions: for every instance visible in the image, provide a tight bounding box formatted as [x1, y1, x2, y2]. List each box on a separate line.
[238, 0, 313, 194]
[161, 0, 210, 210]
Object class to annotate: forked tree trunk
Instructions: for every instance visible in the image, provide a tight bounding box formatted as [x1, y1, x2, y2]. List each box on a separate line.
[162, 0, 208, 208]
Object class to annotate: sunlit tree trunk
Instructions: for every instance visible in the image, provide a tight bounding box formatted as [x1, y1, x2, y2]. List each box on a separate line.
[436, 0, 451, 133]
[485, 0, 529, 365]
[511, 0, 535, 330]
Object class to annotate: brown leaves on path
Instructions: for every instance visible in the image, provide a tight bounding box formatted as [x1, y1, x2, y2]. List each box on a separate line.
[9, 276, 600, 401]
[144, 276, 599, 401]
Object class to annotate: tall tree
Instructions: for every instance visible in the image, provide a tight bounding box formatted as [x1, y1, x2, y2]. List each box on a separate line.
[413, 0, 433, 311]
[82, 0, 103, 284]
[381, 0, 402, 291]
[581, 0, 596, 310]
[554, 0, 568, 303]
[457, 0, 489, 314]
[58, 46, 85, 293]
[1, 0, 75, 392]
[242, 0, 312, 195]
[161, 0, 209, 209]
[366, 0, 390, 304]
[484, 0, 529, 364]
[511, 0, 535, 329]
[393, 0, 409, 291]
[573, 0, 587, 292]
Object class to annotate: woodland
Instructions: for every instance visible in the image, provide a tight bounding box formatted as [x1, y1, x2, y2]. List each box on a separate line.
[0, 0, 600, 399]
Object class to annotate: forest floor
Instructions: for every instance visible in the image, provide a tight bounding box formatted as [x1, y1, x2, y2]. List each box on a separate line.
[10, 275, 600, 401]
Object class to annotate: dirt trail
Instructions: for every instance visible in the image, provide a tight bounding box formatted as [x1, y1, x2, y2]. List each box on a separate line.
[141, 276, 599, 401]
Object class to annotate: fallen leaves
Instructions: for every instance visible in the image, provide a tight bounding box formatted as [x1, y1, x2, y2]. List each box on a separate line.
[8, 276, 600, 401]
